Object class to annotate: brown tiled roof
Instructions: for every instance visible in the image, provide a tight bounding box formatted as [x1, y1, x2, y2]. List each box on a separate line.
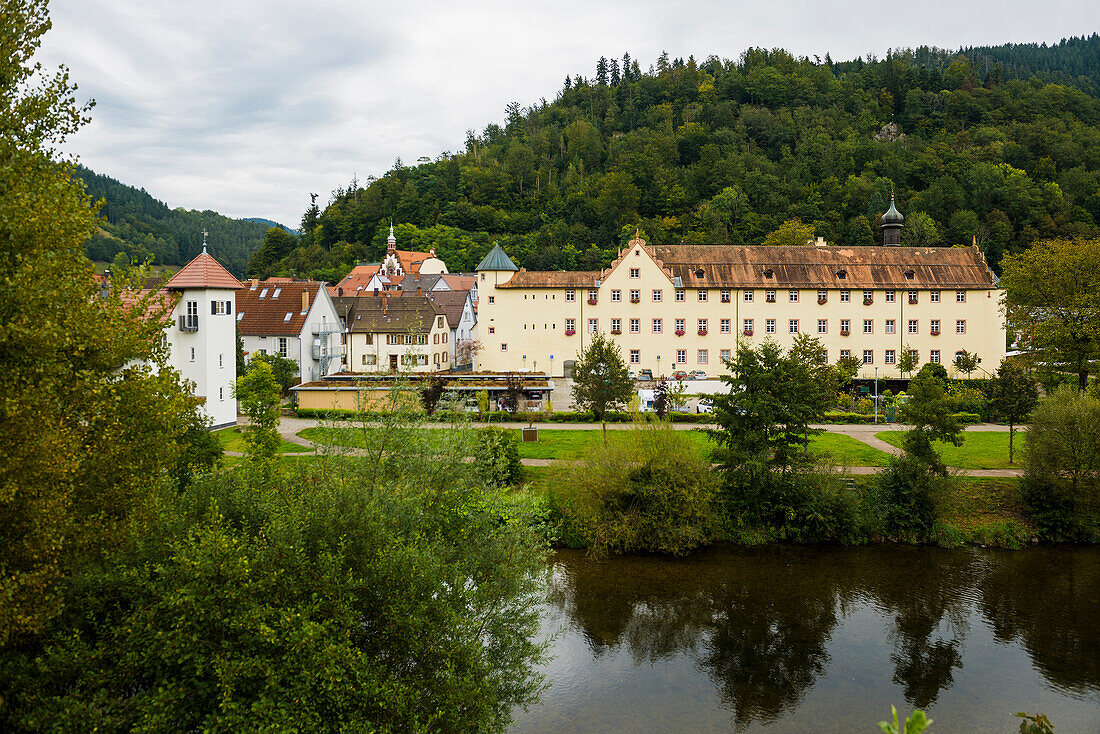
[120, 288, 180, 320]
[395, 250, 435, 277]
[497, 269, 603, 288]
[439, 274, 476, 291]
[164, 251, 243, 290]
[236, 279, 325, 336]
[343, 295, 447, 334]
[328, 263, 384, 297]
[647, 244, 996, 289]
[418, 289, 467, 327]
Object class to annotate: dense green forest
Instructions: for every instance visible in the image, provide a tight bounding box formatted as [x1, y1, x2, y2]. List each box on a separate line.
[78, 166, 277, 276]
[257, 35, 1100, 281]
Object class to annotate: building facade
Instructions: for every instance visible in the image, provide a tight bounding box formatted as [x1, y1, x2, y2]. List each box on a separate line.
[237, 277, 343, 383]
[341, 294, 452, 373]
[475, 235, 1005, 380]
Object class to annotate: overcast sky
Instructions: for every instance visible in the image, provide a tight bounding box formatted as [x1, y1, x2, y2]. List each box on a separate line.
[40, 0, 1100, 229]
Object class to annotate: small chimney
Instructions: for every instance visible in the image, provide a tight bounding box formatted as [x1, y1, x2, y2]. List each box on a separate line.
[251, 278, 258, 289]
[302, 290, 309, 311]
[338, 286, 344, 297]
[429, 248, 435, 257]
[416, 286, 422, 297]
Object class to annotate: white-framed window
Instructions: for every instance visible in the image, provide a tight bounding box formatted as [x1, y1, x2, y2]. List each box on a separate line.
[817, 319, 827, 334]
[840, 290, 850, 302]
[885, 290, 896, 303]
[630, 318, 640, 333]
[364, 354, 376, 365]
[863, 290, 873, 302]
[721, 289, 731, 303]
[272, 288, 282, 299]
[863, 319, 873, 334]
[840, 349, 851, 360]
[789, 290, 799, 302]
[611, 318, 621, 332]
[652, 289, 662, 302]
[789, 319, 799, 334]
[698, 318, 708, 333]
[629, 289, 640, 302]
[744, 290, 754, 302]
[629, 268, 640, 279]
[676, 289, 685, 302]
[930, 290, 941, 303]
[931, 319, 940, 333]
[630, 349, 640, 364]
[565, 318, 575, 332]
[908, 290, 918, 303]
[676, 349, 686, 364]
[821, 349, 828, 363]
[720, 349, 731, 361]
[588, 318, 598, 333]
[956, 290, 966, 303]
[840, 319, 850, 333]
[652, 318, 662, 333]
[930, 349, 941, 363]
[744, 318, 754, 333]
[698, 290, 708, 302]
[611, 289, 621, 302]
[766, 319, 776, 334]
[908, 349, 919, 364]
[211, 300, 228, 315]
[908, 319, 919, 334]
[698, 349, 708, 364]
[817, 289, 827, 301]
[885, 350, 896, 364]
[720, 318, 731, 333]
[863, 350, 873, 364]
[765, 289, 776, 302]
[675, 318, 685, 332]
[587, 289, 598, 302]
[278, 337, 288, 357]
[566, 289, 577, 302]
[956, 320, 966, 334]
[886, 319, 896, 334]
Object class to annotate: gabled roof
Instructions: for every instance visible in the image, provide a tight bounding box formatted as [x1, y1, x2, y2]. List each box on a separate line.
[496, 269, 602, 288]
[236, 279, 326, 336]
[343, 295, 447, 334]
[475, 243, 518, 272]
[439, 274, 476, 291]
[415, 289, 469, 327]
[165, 250, 243, 291]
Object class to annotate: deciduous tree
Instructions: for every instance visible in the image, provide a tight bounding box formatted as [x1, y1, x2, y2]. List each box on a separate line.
[571, 333, 633, 444]
[989, 359, 1038, 463]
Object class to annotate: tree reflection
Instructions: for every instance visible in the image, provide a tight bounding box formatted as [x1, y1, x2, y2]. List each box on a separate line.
[980, 548, 1100, 693]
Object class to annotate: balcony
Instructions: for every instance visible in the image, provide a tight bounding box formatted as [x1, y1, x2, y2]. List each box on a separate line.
[565, 329, 576, 336]
[178, 314, 198, 332]
[675, 329, 685, 337]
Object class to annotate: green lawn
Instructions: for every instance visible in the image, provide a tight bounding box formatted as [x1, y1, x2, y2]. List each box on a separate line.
[301, 425, 891, 467]
[875, 430, 1020, 469]
[215, 427, 313, 454]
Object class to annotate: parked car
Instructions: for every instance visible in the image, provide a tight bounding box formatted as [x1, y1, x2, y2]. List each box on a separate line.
[638, 368, 653, 381]
[688, 370, 707, 380]
[696, 397, 714, 413]
[672, 370, 688, 380]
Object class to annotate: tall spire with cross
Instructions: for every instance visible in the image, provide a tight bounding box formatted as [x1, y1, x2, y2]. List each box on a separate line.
[201, 229, 209, 254]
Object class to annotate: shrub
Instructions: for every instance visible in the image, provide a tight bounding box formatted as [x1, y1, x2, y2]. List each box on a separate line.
[1021, 385, 1100, 540]
[474, 427, 523, 488]
[872, 452, 950, 538]
[548, 423, 718, 556]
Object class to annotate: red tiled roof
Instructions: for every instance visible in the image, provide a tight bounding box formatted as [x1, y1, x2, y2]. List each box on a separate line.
[237, 279, 325, 336]
[164, 251, 243, 290]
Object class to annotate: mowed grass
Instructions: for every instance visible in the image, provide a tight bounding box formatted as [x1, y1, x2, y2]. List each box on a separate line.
[215, 427, 313, 454]
[875, 430, 1020, 469]
[301, 425, 892, 466]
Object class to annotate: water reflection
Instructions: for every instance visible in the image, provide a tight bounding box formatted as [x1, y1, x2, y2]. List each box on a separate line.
[526, 546, 1100, 731]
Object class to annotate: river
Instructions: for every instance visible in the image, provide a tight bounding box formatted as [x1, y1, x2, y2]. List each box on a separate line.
[509, 545, 1100, 733]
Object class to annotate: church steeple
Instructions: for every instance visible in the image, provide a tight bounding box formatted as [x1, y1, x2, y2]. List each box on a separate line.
[386, 222, 397, 255]
[881, 194, 904, 246]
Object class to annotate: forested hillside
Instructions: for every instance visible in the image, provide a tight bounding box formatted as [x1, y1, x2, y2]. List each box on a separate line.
[78, 166, 276, 276]
[265, 35, 1100, 281]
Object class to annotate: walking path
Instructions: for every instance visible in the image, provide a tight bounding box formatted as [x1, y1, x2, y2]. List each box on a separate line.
[233, 416, 1024, 478]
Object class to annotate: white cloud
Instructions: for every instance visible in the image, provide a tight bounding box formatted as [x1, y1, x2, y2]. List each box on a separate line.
[38, 0, 1100, 228]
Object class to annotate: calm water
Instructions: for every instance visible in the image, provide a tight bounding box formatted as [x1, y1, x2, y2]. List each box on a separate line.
[509, 546, 1100, 733]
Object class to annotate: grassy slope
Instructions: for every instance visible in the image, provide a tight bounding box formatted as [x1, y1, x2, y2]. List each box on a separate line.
[214, 427, 312, 454]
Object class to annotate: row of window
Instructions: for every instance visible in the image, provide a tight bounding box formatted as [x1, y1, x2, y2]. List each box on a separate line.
[560, 346, 967, 367]
[560, 288, 969, 304]
[560, 317, 967, 335]
[359, 352, 449, 365]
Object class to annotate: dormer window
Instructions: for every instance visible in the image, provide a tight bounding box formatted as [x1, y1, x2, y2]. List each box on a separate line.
[763, 269, 774, 279]
[905, 270, 915, 280]
[836, 269, 847, 280]
[695, 268, 705, 279]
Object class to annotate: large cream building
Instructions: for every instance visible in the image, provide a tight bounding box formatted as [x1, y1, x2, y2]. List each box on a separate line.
[475, 216, 1005, 380]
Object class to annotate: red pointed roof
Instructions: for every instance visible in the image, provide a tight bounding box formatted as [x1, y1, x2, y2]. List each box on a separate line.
[164, 250, 243, 291]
